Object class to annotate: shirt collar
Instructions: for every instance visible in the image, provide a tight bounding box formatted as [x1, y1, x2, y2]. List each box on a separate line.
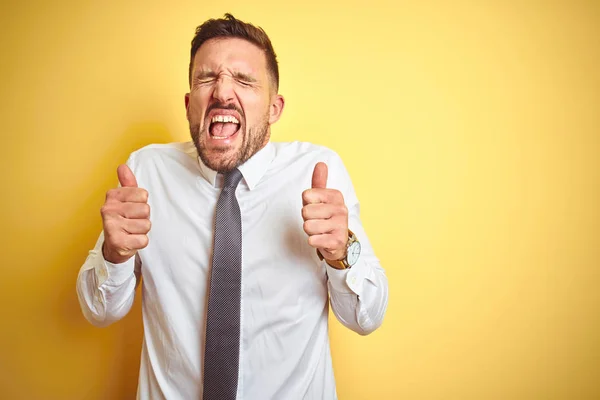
[197, 142, 275, 190]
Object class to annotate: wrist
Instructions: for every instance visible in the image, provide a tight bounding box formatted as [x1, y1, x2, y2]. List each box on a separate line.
[317, 230, 361, 270]
[102, 241, 131, 265]
[323, 248, 347, 262]
[319, 252, 348, 270]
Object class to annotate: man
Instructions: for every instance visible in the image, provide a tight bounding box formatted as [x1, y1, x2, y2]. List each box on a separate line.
[77, 14, 388, 400]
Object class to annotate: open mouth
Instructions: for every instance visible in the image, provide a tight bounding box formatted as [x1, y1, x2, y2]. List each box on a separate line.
[209, 115, 241, 140]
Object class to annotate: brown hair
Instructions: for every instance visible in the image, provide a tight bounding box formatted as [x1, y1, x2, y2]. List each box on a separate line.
[189, 13, 279, 90]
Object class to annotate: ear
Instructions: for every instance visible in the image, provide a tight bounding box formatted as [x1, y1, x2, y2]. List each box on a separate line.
[184, 93, 190, 119]
[268, 94, 285, 125]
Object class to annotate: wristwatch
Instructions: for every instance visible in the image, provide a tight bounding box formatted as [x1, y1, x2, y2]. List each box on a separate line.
[317, 230, 361, 270]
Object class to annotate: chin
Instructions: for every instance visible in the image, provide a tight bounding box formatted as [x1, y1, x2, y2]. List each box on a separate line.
[191, 119, 269, 173]
[200, 148, 242, 173]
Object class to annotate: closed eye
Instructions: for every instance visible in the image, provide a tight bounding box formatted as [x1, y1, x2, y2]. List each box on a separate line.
[236, 79, 252, 87]
[233, 72, 257, 86]
[194, 70, 218, 86]
[198, 78, 216, 85]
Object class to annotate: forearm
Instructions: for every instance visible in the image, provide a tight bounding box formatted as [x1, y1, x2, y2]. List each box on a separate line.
[324, 190, 389, 335]
[327, 257, 388, 335]
[76, 231, 139, 327]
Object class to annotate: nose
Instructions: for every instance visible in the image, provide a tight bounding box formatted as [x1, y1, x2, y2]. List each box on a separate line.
[212, 75, 235, 104]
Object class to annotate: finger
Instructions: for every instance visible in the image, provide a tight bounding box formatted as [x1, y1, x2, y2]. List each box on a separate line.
[307, 233, 345, 250]
[103, 231, 149, 255]
[301, 203, 343, 221]
[312, 162, 328, 189]
[118, 164, 138, 188]
[121, 234, 149, 251]
[102, 217, 142, 237]
[106, 187, 149, 203]
[118, 202, 151, 219]
[102, 202, 150, 219]
[303, 219, 345, 236]
[302, 188, 344, 206]
[122, 218, 152, 234]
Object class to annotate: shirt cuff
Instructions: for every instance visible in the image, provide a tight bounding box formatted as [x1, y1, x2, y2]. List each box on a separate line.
[325, 256, 371, 296]
[89, 246, 136, 287]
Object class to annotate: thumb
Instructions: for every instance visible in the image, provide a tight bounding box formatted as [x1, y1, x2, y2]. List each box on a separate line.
[117, 164, 138, 188]
[311, 162, 328, 189]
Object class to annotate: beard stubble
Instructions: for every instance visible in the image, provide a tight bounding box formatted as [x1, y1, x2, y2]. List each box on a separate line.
[190, 111, 270, 173]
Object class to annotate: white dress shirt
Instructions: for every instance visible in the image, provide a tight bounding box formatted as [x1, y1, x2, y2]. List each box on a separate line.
[76, 141, 388, 400]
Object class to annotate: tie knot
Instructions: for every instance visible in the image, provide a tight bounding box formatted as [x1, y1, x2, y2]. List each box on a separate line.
[223, 168, 243, 188]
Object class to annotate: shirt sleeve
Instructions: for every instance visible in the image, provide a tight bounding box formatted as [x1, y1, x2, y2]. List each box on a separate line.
[76, 153, 143, 327]
[325, 153, 389, 335]
[76, 230, 142, 327]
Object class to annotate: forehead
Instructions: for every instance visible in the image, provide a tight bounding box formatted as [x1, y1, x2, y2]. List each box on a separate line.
[192, 37, 268, 74]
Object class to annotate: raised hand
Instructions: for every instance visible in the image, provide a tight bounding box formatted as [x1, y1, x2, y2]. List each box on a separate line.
[101, 164, 151, 264]
[301, 162, 349, 261]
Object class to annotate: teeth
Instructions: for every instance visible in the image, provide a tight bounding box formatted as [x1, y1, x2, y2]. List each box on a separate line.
[211, 115, 239, 124]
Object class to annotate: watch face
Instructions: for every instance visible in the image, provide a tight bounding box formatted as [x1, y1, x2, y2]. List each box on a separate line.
[347, 241, 361, 266]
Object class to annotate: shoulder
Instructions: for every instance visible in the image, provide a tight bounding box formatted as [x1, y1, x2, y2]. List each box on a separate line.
[124, 142, 200, 187]
[270, 141, 354, 196]
[272, 141, 344, 166]
[127, 142, 198, 166]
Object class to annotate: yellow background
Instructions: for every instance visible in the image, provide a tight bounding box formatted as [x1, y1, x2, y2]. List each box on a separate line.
[1, 0, 599, 399]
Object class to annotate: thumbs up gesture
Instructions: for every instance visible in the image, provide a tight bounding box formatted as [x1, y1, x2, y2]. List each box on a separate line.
[100, 164, 151, 264]
[301, 162, 349, 261]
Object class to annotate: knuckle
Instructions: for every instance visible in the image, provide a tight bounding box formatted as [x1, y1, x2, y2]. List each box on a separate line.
[302, 189, 310, 202]
[101, 203, 120, 217]
[108, 231, 123, 243]
[102, 218, 118, 232]
[140, 189, 149, 202]
[139, 235, 149, 249]
[116, 248, 129, 257]
[143, 203, 151, 217]
[303, 220, 311, 232]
